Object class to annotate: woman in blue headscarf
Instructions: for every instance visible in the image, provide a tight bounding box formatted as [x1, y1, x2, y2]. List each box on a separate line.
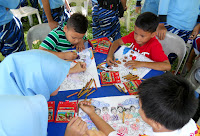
[0, 95, 48, 136]
[0, 49, 86, 101]
[0, 95, 88, 136]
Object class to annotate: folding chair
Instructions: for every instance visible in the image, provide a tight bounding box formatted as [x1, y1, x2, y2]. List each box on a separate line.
[68, 0, 89, 16]
[27, 23, 51, 49]
[158, 32, 187, 75]
[185, 57, 200, 93]
[11, 6, 42, 26]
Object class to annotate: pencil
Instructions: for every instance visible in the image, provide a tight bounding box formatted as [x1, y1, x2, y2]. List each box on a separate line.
[86, 89, 96, 97]
[66, 91, 79, 98]
[77, 87, 85, 96]
[78, 89, 90, 99]
[85, 79, 93, 89]
[122, 110, 125, 123]
[87, 79, 94, 89]
[122, 87, 126, 93]
[118, 85, 126, 94]
[114, 84, 122, 92]
[101, 84, 113, 86]
[93, 79, 97, 90]
[77, 99, 79, 116]
[87, 87, 94, 94]
[84, 96, 87, 101]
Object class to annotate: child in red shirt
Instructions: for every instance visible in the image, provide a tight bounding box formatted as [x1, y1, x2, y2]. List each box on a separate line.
[106, 12, 171, 71]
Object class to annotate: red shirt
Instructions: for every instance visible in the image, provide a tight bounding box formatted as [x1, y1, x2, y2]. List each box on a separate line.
[121, 31, 168, 62]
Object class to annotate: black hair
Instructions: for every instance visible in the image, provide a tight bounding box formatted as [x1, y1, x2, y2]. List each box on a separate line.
[111, 107, 117, 112]
[95, 108, 101, 113]
[67, 13, 88, 34]
[138, 73, 198, 130]
[117, 106, 124, 113]
[135, 12, 159, 33]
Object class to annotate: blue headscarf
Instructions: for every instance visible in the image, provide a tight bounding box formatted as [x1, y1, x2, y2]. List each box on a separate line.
[0, 50, 70, 101]
[0, 95, 48, 136]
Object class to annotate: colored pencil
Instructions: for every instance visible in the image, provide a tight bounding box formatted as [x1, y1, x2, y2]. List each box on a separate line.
[78, 89, 90, 99]
[122, 111, 125, 123]
[86, 89, 96, 97]
[87, 79, 94, 89]
[77, 87, 85, 96]
[93, 79, 97, 90]
[118, 85, 126, 94]
[101, 84, 113, 86]
[66, 91, 79, 98]
[114, 84, 122, 92]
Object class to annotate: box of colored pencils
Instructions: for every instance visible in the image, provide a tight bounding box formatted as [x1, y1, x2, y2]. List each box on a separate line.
[100, 71, 121, 84]
[123, 80, 142, 95]
[89, 37, 112, 54]
[48, 101, 55, 122]
[55, 101, 77, 123]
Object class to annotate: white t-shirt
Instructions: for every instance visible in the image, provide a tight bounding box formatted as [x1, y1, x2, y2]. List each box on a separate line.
[109, 119, 199, 136]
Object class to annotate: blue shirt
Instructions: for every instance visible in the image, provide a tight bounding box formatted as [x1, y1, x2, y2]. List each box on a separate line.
[159, 0, 200, 31]
[38, 0, 64, 9]
[138, 0, 200, 31]
[0, 0, 20, 26]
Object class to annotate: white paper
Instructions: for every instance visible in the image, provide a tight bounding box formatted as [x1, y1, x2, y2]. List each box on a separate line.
[59, 48, 101, 91]
[78, 95, 151, 135]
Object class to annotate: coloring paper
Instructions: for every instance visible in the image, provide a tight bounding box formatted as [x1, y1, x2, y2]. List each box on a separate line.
[78, 95, 151, 135]
[59, 48, 101, 91]
[99, 46, 153, 83]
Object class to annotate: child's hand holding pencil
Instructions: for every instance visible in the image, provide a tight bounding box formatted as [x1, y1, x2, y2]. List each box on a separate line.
[79, 100, 95, 116]
[69, 62, 86, 74]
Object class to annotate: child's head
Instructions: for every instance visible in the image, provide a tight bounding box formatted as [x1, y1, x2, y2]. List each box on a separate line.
[134, 12, 159, 46]
[138, 73, 198, 131]
[64, 13, 88, 45]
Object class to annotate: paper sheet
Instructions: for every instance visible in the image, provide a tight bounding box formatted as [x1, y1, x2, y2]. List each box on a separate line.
[99, 46, 153, 82]
[59, 48, 101, 91]
[78, 95, 151, 135]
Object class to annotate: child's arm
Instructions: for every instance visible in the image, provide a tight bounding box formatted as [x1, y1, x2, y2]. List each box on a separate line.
[79, 101, 115, 136]
[189, 23, 200, 39]
[125, 60, 171, 71]
[156, 23, 167, 40]
[73, 39, 86, 52]
[39, 47, 78, 60]
[64, 116, 88, 136]
[120, 0, 127, 11]
[107, 38, 124, 66]
[41, 0, 59, 30]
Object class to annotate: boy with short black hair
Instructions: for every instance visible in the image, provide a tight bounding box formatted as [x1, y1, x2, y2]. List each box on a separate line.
[79, 73, 200, 136]
[138, 73, 199, 135]
[106, 12, 171, 71]
[39, 13, 88, 60]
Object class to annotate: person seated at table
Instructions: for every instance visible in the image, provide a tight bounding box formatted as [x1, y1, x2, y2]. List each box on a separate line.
[79, 73, 200, 136]
[0, 49, 86, 101]
[106, 12, 171, 71]
[39, 13, 88, 60]
[0, 94, 88, 136]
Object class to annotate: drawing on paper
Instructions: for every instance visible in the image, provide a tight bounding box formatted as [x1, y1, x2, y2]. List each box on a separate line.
[98, 46, 153, 82]
[59, 48, 101, 91]
[78, 95, 151, 135]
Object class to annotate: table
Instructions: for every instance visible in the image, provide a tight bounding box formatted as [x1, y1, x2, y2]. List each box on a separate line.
[47, 49, 164, 136]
